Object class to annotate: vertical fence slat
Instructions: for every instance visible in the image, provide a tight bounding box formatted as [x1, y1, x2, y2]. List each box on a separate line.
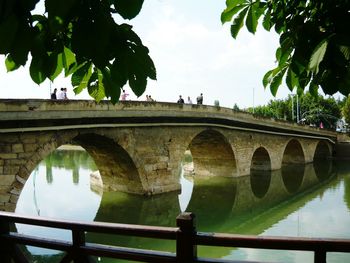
[0, 218, 12, 263]
[314, 249, 327, 263]
[176, 212, 197, 263]
[72, 229, 86, 262]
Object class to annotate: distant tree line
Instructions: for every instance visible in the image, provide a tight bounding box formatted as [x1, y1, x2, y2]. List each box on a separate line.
[234, 92, 345, 130]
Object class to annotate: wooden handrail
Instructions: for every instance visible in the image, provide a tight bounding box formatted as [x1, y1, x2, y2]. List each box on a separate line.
[1, 211, 350, 263]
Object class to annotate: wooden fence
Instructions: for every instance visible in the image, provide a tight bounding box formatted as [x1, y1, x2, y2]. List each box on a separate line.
[1, 211, 350, 263]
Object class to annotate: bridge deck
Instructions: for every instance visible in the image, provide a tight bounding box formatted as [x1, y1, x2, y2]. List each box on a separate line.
[0, 99, 337, 143]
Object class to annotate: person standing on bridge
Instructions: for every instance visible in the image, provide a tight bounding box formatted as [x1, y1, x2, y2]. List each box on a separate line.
[57, 88, 64, 100]
[121, 89, 129, 101]
[177, 95, 184, 104]
[50, 88, 57, 100]
[196, 93, 203, 104]
[187, 96, 193, 104]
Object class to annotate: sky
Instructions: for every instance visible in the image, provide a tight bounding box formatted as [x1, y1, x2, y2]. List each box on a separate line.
[0, 0, 305, 109]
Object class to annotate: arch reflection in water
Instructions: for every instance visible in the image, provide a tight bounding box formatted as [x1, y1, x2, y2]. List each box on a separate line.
[14, 147, 347, 262]
[313, 160, 334, 182]
[282, 164, 305, 194]
[250, 170, 271, 199]
[179, 148, 237, 231]
[15, 147, 101, 257]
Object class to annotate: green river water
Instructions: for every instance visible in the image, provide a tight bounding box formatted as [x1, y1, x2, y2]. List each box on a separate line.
[14, 147, 350, 262]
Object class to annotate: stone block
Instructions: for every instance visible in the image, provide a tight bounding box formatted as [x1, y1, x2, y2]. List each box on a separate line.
[12, 143, 24, 153]
[0, 174, 15, 186]
[19, 135, 37, 143]
[4, 203, 16, 212]
[144, 164, 155, 173]
[9, 194, 19, 203]
[16, 175, 26, 185]
[4, 165, 20, 175]
[17, 152, 34, 159]
[0, 193, 11, 203]
[24, 143, 39, 152]
[0, 153, 17, 159]
[10, 188, 21, 195]
[159, 156, 170, 162]
[155, 162, 168, 170]
[0, 144, 11, 153]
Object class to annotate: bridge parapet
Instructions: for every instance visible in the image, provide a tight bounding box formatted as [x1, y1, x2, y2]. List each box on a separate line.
[0, 99, 337, 141]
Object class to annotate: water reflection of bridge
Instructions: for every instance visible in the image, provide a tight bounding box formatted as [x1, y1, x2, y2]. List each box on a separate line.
[87, 160, 336, 259]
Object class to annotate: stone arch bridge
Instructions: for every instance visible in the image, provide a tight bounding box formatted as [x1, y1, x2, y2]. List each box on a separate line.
[0, 99, 337, 211]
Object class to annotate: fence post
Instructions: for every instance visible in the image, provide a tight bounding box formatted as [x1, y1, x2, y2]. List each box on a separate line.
[0, 217, 12, 263]
[176, 212, 197, 262]
[314, 249, 326, 263]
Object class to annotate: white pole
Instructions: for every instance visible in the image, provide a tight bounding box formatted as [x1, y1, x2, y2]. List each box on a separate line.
[296, 94, 299, 123]
[253, 87, 255, 114]
[291, 95, 294, 121]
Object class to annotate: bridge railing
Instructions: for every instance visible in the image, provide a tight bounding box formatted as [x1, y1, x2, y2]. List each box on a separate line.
[1, 211, 350, 263]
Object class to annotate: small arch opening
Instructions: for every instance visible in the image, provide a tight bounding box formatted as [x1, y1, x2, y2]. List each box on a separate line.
[282, 139, 305, 164]
[251, 147, 271, 171]
[188, 129, 236, 177]
[73, 133, 144, 194]
[314, 141, 331, 161]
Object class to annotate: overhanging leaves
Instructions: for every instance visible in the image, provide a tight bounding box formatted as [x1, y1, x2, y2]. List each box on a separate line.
[309, 39, 328, 74]
[222, 0, 350, 96]
[113, 0, 144, 20]
[230, 7, 249, 39]
[72, 62, 92, 94]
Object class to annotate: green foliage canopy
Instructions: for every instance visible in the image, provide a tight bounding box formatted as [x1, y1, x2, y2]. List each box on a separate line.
[222, 0, 350, 97]
[248, 92, 341, 129]
[0, 0, 156, 103]
[342, 96, 350, 124]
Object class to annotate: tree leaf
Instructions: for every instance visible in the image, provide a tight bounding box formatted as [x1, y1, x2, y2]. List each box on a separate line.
[102, 68, 121, 104]
[230, 7, 249, 39]
[221, 2, 247, 24]
[308, 39, 328, 74]
[263, 67, 280, 88]
[62, 46, 76, 73]
[5, 55, 20, 72]
[263, 69, 275, 88]
[262, 10, 272, 30]
[48, 52, 63, 81]
[286, 67, 298, 91]
[72, 62, 92, 94]
[245, 4, 258, 34]
[113, 0, 144, 20]
[29, 55, 47, 84]
[87, 69, 105, 102]
[269, 67, 287, 96]
[339, 45, 350, 60]
[0, 14, 19, 53]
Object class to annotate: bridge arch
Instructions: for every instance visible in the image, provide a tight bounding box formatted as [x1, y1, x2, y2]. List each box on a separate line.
[188, 129, 236, 177]
[250, 147, 271, 171]
[6, 130, 145, 212]
[250, 147, 272, 198]
[282, 139, 305, 164]
[73, 133, 144, 194]
[313, 141, 332, 161]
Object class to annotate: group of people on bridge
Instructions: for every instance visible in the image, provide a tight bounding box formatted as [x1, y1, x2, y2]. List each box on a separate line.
[50, 88, 68, 100]
[177, 93, 203, 105]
